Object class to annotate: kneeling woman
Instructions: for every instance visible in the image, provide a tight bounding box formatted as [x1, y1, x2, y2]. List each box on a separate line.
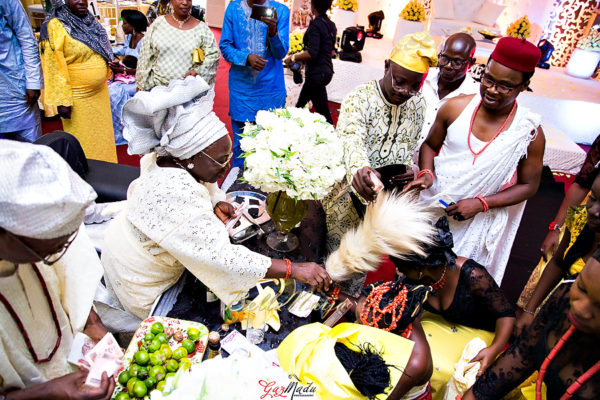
[464, 251, 600, 399]
[391, 217, 516, 398]
[101, 76, 330, 320]
[281, 279, 435, 400]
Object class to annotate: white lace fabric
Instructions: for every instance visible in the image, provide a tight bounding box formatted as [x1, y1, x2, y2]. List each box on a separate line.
[102, 153, 271, 319]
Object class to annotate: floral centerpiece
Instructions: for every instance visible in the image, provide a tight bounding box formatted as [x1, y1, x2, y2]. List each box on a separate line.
[577, 25, 600, 52]
[333, 0, 358, 12]
[288, 29, 305, 55]
[400, 0, 425, 22]
[506, 15, 531, 39]
[240, 107, 345, 200]
[240, 107, 345, 251]
[566, 25, 600, 79]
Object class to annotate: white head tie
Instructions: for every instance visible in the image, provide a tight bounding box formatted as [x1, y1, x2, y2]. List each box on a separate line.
[123, 76, 229, 160]
[0, 141, 97, 239]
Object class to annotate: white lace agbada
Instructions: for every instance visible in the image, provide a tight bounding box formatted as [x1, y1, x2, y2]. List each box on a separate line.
[102, 154, 271, 320]
[420, 94, 541, 284]
[0, 227, 102, 389]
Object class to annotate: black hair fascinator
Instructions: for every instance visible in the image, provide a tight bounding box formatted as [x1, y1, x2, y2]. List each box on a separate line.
[334, 342, 392, 399]
[391, 216, 457, 270]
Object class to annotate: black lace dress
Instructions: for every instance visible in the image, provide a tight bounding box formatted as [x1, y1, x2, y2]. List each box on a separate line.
[423, 259, 515, 332]
[472, 282, 600, 399]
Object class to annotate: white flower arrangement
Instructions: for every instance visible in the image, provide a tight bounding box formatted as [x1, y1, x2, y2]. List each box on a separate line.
[240, 107, 346, 200]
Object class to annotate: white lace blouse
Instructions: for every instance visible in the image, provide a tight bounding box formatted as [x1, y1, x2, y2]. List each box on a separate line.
[102, 153, 271, 319]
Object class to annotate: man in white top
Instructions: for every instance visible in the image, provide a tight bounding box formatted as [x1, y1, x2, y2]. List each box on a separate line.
[0, 141, 114, 399]
[405, 37, 545, 284]
[417, 33, 479, 155]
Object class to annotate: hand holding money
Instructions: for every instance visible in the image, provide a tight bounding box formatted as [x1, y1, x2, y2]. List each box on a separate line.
[351, 166, 384, 203]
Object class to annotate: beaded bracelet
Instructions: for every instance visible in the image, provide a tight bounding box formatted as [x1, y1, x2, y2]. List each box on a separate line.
[475, 195, 489, 212]
[284, 258, 293, 280]
[417, 169, 434, 181]
[328, 285, 341, 304]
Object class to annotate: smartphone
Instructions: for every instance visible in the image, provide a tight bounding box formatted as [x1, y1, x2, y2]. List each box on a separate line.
[250, 5, 275, 20]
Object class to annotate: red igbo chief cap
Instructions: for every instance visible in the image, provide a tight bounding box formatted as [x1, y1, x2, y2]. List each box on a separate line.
[490, 36, 542, 73]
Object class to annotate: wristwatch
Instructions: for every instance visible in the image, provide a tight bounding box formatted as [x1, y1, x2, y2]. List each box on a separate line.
[548, 221, 561, 231]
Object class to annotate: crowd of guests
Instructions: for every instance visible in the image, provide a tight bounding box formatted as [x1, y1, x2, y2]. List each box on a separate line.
[1, 0, 600, 399]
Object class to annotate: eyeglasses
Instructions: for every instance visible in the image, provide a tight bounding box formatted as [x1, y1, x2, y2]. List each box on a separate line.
[200, 150, 232, 169]
[6, 229, 78, 265]
[480, 73, 520, 94]
[437, 54, 469, 69]
[389, 72, 420, 96]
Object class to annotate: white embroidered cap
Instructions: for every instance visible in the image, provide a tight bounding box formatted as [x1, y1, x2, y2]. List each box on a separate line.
[0, 141, 97, 239]
[123, 75, 229, 160]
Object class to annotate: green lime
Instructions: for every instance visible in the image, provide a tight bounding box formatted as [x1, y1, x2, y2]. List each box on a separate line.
[156, 380, 166, 392]
[128, 364, 141, 379]
[165, 372, 176, 380]
[148, 338, 161, 353]
[133, 380, 148, 398]
[114, 392, 130, 400]
[134, 350, 149, 366]
[117, 370, 130, 385]
[149, 365, 166, 381]
[179, 357, 191, 370]
[126, 377, 138, 396]
[149, 352, 162, 366]
[136, 366, 148, 380]
[181, 338, 196, 354]
[172, 346, 188, 360]
[187, 327, 200, 342]
[155, 333, 168, 345]
[165, 359, 179, 372]
[150, 322, 164, 335]
[144, 332, 154, 342]
[160, 343, 172, 359]
[145, 376, 157, 389]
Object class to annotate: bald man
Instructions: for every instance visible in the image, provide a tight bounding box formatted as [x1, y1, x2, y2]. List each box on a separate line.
[417, 33, 478, 153]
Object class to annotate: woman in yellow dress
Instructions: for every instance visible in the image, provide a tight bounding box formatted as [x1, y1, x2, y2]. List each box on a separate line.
[40, 0, 117, 163]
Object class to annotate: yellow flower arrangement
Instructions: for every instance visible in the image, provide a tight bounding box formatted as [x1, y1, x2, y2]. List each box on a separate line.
[288, 29, 305, 55]
[400, 0, 425, 22]
[578, 25, 600, 52]
[333, 0, 358, 12]
[506, 15, 531, 39]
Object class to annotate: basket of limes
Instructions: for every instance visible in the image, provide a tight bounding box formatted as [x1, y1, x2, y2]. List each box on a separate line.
[111, 317, 208, 400]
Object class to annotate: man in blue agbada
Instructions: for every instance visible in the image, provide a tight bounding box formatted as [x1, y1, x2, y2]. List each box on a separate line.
[0, 0, 43, 142]
[219, 0, 289, 168]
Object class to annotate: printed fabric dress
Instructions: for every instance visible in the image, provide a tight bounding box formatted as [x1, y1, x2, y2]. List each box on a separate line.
[40, 18, 117, 162]
[321, 80, 426, 295]
[136, 16, 220, 91]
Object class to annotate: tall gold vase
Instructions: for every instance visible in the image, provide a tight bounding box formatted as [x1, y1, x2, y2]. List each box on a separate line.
[265, 191, 309, 252]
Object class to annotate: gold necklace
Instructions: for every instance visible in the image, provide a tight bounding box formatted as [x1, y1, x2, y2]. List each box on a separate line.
[171, 13, 191, 28]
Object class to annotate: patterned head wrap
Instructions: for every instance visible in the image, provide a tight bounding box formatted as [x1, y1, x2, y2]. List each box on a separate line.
[0, 141, 96, 239]
[39, 0, 114, 62]
[389, 31, 438, 73]
[122, 76, 228, 160]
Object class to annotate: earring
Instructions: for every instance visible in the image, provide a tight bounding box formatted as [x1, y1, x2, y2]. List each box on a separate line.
[187, 163, 194, 169]
[418, 269, 423, 280]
